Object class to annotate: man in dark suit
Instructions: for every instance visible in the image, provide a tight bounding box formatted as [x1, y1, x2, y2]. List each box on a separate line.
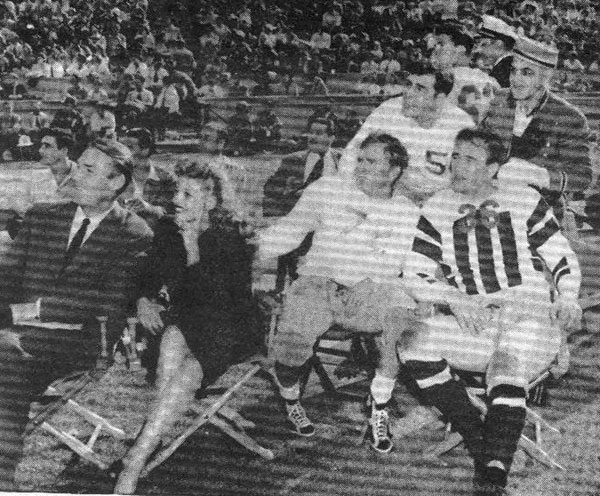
[480, 35, 592, 209]
[0, 139, 153, 489]
[119, 127, 176, 230]
[474, 15, 516, 89]
[262, 117, 339, 290]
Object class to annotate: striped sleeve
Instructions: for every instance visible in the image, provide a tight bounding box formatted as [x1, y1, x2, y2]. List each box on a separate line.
[526, 196, 581, 299]
[404, 212, 458, 303]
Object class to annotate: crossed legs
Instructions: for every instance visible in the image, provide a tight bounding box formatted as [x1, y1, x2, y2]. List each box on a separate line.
[114, 326, 203, 495]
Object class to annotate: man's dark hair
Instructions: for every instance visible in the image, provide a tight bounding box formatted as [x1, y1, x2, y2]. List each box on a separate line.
[411, 62, 454, 96]
[359, 133, 409, 173]
[455, 128, 505, 165]
[40, 128, 73, 151]
[92, 139, 133, 196]
[308, 117, 335, 136]
[125, 127, 156, 155]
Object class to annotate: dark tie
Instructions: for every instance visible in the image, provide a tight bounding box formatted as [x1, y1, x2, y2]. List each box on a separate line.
[304, 155, 324, 187]
[65, 218, 90, 264]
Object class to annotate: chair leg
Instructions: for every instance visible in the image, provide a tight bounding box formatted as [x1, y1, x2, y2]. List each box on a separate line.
[209, 416, 274, 460]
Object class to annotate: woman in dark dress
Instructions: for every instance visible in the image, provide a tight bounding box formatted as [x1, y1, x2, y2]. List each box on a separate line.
[115, 160, 259, 494]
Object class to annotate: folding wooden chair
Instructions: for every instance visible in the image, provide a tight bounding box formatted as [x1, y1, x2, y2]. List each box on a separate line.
[422, 368, 564, 470]
[300, 326, 379, 400]
[28, 371, 127, 471]
[140, 362, 274, 479]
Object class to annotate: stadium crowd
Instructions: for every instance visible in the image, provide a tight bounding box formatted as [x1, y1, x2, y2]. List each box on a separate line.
[0, 1, 597, 496]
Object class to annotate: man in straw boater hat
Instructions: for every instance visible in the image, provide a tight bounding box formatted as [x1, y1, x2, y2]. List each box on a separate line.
[474, 14, 517, 88]
[480, 35, 592, 215]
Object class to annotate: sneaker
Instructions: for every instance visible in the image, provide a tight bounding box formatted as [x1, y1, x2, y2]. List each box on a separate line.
[286, 402, 315, 437]
[369, 406, 393, 454]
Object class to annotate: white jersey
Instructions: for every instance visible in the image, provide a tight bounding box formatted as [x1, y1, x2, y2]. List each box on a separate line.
[339, 97, 475, 196]
[259, 174, 420, 292]
[405, 181, 581, 308]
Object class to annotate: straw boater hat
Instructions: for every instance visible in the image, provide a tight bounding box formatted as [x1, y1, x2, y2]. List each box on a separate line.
[478, 15, 516, 45]
[513, 36, 558, 69]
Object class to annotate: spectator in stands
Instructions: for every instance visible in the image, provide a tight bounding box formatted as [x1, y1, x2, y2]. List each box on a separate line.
[262, 117, 338, 290]
[474, 15, 516, 88]
[163, 18, 182, 43]
[303, 74, 329, 96]
[277, 72, 302, 96]
[310, 26, 331, 51]
[54, 96, 86, 153]
[341, 63, 474, 206]
[119, 127, 176, 229]
[0, 139, 152, 490]
[123, 75, 154, 128]
[225, 101, 253, 156]
[336, 109, 363, 146]
[480, 36, 592, 211]
[67, 75, 88, 101]
[0, 101, 20, 159]
[86, 74, 109, 102]
[125, 56, 149, 81]
[322, 4, 342, 30]
[360, 53, 379, 75]
[379, 50, 401, 74]
[253, 106, 283, 153]
[170, 38, 196, 74]
[20, 101, 50, 144]
[89, 100, 116, 140]
[588, 54, 600, 73]
[563, 51, 585, 73]
[146, 55, 169, 89]
[153, 74, 180, 141]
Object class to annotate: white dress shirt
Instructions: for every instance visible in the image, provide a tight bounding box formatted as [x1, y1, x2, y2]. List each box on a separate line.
[68, 204, 114, 248]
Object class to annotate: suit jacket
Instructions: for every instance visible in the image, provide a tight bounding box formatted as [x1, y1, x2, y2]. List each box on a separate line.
[262, 149, 340, 218]
[120, 164, 177, 229]
[138, 217, 260, 385]
[480, 89, 592, 195]
[0, 202, 153, 330]
[489, 54, 512, 89]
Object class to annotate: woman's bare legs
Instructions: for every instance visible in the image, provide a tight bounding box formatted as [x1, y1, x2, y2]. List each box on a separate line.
[114, 326, 202, 494]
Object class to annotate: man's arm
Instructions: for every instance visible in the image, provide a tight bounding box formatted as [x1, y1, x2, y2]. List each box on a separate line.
[258, 178, 323, 260]
[550, 108, 592, 194]
[262, 156, 303, 218]
[527, 194, 582, 328]
[39, 228, 152, 324]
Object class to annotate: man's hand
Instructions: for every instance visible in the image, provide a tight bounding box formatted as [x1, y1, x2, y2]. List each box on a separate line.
[125, 198, 165, 218]
[446, 292, 491, 336]
[551, 295, 582, 331]
[137, 297, 165, 335]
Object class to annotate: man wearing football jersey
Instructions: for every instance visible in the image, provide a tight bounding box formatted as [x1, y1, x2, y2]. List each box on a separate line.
[257, 133, 419, 452]
[401, 129, 581, 494]
[339, 63, 475, 207]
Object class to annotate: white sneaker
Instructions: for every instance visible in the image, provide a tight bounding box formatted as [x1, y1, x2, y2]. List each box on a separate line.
[286, 402, 315, 437]
[370, 407, 393, 454]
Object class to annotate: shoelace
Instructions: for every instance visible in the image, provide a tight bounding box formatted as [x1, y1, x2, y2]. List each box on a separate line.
[372, 409, 389, 440]
[288, 403, 311, 427]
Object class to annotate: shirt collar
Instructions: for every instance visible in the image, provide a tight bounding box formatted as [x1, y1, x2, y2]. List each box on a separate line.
[69, 203, 115, 247]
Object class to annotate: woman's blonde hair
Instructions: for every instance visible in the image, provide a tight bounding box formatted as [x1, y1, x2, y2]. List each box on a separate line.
[174, 159, 250, 235]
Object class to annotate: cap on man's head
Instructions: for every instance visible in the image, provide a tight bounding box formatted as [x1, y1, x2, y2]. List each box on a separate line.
[479, 15, 516, 43]
[514, 36, 558, 69]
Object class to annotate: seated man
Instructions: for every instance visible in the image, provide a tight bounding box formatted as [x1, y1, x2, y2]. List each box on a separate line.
[0, 139, 153, 489]
[118, 127, 176, 229]
[257, 133, 420, 451]
[401, 129, 581, 495]
[6, 129, 79, 239]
